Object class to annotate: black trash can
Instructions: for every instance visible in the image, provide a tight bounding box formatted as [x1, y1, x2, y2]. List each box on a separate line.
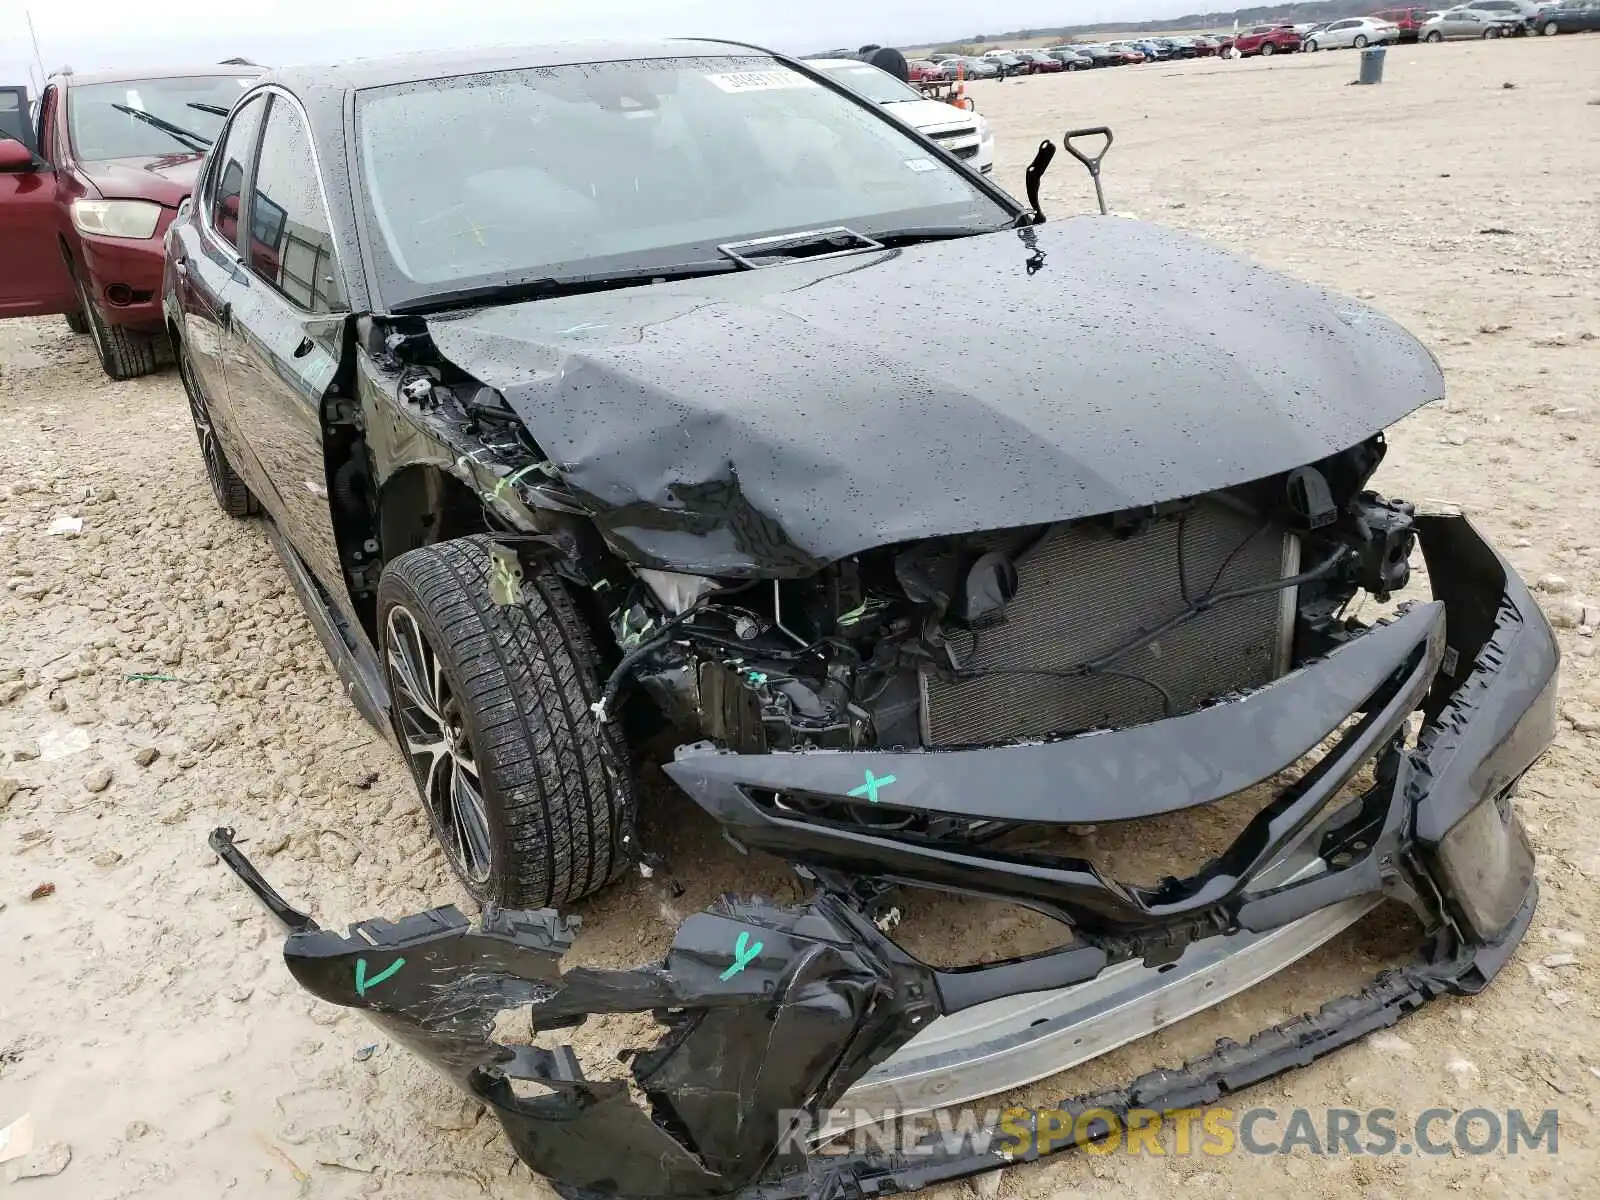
[1358, 46, 1387, 85]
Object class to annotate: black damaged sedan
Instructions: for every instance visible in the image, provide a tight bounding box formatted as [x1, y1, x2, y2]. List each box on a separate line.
[167, 40, 1557, 1200]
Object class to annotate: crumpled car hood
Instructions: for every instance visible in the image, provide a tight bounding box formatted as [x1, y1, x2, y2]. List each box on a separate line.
[424, 216, 1445, 574]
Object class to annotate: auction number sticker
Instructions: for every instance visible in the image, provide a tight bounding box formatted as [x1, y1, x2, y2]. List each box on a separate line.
[704, 70, 820, 92]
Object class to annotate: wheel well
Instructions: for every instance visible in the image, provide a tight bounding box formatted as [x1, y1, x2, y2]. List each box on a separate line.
[375, 465, 488, 566]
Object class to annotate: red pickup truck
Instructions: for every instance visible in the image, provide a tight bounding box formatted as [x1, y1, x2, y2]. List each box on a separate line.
[0, 64, 262, 379]
[1232, 24, 1305, 54]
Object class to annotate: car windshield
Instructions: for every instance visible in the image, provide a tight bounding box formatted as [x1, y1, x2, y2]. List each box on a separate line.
[811, 62, 925, 104]
[355, 55, 1009, 308]
[68, 75, 255, 161]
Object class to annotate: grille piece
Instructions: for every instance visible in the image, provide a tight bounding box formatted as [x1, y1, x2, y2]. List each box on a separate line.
[927, 126, 979, 142]
[921, 502, 1295, 746]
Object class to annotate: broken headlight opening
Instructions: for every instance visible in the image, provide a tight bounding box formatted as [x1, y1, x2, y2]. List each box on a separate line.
[212, 484, 1557, 1198]
[596, 441, 1411, 760]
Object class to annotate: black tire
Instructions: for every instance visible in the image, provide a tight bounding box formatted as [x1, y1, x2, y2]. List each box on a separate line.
[1541, 19, 1558, 33]
[73, 273, 159, 380]
[1354, 34, 1369, 47]
[1261, 41, 1276, 55]
[378, 536, 634, 909]
[1426, 30, 1443, 41]
[65, 309, 89, 334]
[1307, 39, 1320, 50]
[1484, 26, 1500, 37]
[177, 337, 258, 518]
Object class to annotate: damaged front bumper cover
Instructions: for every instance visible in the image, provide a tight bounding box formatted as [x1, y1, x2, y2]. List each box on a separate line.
[210, 514, 1557, 1199]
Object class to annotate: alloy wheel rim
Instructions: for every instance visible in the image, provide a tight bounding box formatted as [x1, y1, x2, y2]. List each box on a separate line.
[384, 604, 494, 887]
[179, 350, 229, 505]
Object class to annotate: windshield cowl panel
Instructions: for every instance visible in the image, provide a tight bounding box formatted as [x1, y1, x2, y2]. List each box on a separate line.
[354, 55, 1012, 312]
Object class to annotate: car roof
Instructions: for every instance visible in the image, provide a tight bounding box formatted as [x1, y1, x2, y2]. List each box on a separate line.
[56, 63, 265, 87]
[261, 39, 754, 94]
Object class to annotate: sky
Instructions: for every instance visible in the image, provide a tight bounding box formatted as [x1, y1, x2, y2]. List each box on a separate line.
[0, 0, 1214, 86]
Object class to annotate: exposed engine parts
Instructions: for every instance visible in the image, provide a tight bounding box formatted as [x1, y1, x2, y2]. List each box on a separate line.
[535, 435, 1413, 759]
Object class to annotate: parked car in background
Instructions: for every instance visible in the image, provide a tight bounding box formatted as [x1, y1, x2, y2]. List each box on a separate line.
[1531, 0, 1600, 30]
[1233, 24, 1305, 53]
[1060, 43, 1120, 65]
[1189, 35, 1225, 53]
[1132, 39, 1173, 59]
[1163, 36, 1202, 55]
[1106, 42, 1149, 62]
[0, 64, 262, 378]
[1017, 50, 1066, 72]
[1459, 0, 1542, 29]
[1045, 46, 1096, 68]
[1370, 7, 1436, 38]
[906, 59, 942, 81]
[939, 55, 1000, 78]
[1304, 17, 1402, 47]
[805, 58, 994, 173]
[1419, 7, 1514, 35]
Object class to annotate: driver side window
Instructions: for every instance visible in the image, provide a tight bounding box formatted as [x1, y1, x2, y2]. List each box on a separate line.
[205, 95, 265, 249]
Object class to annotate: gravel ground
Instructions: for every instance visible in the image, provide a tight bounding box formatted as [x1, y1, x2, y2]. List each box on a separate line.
[2, 33, 1598, 1200]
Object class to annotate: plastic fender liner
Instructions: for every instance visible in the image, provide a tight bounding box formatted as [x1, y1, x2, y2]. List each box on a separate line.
[208, 829, 938, 1198]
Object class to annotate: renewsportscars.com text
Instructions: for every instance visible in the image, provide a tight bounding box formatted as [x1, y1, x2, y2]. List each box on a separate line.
[784, 1106, 1560, 1158]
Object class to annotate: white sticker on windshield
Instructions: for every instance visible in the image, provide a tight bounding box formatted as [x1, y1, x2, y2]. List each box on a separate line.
[124, 89, 145, 111]
[904, 158, 938, 172]
[704, 70, 820, 93]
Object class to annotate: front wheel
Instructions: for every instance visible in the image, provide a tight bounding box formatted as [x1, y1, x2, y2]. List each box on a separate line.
[1354, 34, 1369, 47]
[73, 273, 160, 381]
[378, 536, 635, 909]
[1306, 39, 1320, 50]
[1484, 26, 1500, 37]
[1425, 30, 1443, 41]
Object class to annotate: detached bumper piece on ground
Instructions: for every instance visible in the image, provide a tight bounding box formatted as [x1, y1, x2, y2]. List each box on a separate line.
[213, 511, 1555, 1200]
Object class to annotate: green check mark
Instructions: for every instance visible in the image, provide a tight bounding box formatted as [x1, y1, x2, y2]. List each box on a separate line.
[354, 956, 406, 997]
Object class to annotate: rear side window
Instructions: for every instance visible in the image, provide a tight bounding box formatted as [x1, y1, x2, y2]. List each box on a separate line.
[248, 96, 345, 312]
[206, 95, 264, 247]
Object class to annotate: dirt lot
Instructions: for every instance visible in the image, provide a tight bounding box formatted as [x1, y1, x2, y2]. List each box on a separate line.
[3, 33, 1598, 1200]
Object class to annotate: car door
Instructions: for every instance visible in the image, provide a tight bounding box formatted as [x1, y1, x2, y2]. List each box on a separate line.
[223, 89, 354, 606]
[173, 92, 266, 473]
[0, 84, 75, 320]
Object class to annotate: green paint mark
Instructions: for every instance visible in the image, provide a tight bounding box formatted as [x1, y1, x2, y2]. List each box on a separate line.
[846, 770, 897, 804]
[836, 602, 868, 627]
[355, 956, 406, 996]
[489, 462, 545, 502]
[718, 931, 763, 982]
[745, 671, 768, 685]
[125, 672, 180, 682]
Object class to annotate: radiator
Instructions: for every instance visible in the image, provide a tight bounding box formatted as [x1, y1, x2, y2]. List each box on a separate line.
[920, 502, 1298, 747]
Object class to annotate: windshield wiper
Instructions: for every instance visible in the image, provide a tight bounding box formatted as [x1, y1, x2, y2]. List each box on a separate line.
[187, 101, 232, 117]
[111, 104, 212, 152]
[391, 259, 742, 315]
